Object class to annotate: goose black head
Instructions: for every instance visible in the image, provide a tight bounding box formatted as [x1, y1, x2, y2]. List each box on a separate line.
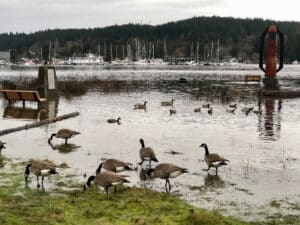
[144, 101, 147, 105]
[117, 117, 121, 121]
[96, 163, 103, 175]
[139, 139, 145, 148]
[85, 175, 96, 188]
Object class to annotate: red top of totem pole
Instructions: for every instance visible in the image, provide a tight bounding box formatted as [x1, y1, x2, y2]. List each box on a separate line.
[268, 25, 277, 33]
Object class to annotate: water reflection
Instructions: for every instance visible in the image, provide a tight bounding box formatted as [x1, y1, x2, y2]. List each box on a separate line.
[204, 174, 225, 189]
[3, 106, 45, 120]
[48, 142, 81, 154]
[1, 96, 59, 121]
[257, 98, 282, 141]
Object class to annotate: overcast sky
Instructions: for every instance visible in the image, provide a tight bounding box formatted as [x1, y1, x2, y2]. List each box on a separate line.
[0, 0, 298, 33]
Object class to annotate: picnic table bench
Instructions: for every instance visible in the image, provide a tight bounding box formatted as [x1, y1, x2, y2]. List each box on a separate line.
[1, 90, 46, 108]
[245, 75, 261, 82]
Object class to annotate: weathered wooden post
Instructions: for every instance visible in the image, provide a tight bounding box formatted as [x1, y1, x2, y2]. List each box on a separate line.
[37, 65, 58, 98]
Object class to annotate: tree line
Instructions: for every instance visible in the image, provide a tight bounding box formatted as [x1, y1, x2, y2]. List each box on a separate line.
[1, 16, 300, 62]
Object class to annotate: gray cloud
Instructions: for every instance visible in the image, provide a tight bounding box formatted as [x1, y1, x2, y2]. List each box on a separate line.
[3, 0, 294, 34]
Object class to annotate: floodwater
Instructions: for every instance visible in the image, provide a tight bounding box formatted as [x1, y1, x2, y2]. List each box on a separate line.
[0, 64, 300, 221]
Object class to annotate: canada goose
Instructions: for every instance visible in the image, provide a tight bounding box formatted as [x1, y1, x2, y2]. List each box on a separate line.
[199, 143, 229, 175]
[170, 109, 177, 115]
[134, 101, 147, 110]
[139, 138, 158, 167]
[229, 104, 237, 108]
[107, 117, 121, 124]
[48, 129, 80, 144]
[241, 107, 254, 115]
[0, 140, 6, 154]
[253, 110, 262, 115]
[83, 171, 130, 194]
[96, 159, 132, 173]
[202, 103, 210, 108]
[226, 108, 236, 113]
[194, 107, 201, 113]
[147, 163, 188, 192]
[161, 99, 175, 106]
[208, 107, 213, 115]
[24, 159, 58, 188]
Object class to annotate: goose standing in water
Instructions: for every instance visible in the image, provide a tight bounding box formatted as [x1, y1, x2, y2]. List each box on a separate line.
[226, 108, 236, 113]
[229, 104, 237, 108]
[96, 159, 132, 173]
[24, 159, 58, 188]
[134, 101, 147, 110]
[161, 99, 175, 106]
[0, 140, 6, 155]
[199, 143, 229, 175]
[147, 163, 188, 192]
[48, 129, 80, 144]
[170, 109, 177, 115]
[202, 103, 210, 108]
[139, 138, 158, 167]
[194, 107, 201, 113]
[84, 171, 130, 194]
[107, 117, 121, 124]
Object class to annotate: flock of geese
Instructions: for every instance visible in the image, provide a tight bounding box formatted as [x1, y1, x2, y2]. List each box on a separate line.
[0, 97, 262, 194]
[1, 98, 259, 194]
[0, 121, 229, 193]
[129, 98, 259, 117]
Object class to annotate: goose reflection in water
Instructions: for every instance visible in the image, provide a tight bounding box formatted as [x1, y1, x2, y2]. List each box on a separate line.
[204, 173, 225, 190]
[48, 142, 81, 154]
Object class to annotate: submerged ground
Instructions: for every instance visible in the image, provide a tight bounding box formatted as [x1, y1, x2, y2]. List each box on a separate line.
[0, 64, 300, 224]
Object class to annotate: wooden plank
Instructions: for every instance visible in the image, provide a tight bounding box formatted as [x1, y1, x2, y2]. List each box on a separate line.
[245, 75, 261, 82]
[0, 112, 80, 136]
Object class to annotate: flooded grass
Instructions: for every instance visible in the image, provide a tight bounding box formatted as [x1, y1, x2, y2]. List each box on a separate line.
[0, 158, 254, 225]
[1, 158, 299, 225]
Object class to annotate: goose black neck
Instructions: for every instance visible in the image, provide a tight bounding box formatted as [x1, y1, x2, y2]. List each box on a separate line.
[49, 133, 56, 141]
[204, 145, 209, 155]
[140, 139, 145, 148]
[25, 164, 32, 175]
[96, 163, 103, 174]
[86, 175, 96, 186]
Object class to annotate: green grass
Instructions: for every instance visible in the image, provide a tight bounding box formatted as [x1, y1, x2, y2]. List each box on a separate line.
[0, 158, 299, 225]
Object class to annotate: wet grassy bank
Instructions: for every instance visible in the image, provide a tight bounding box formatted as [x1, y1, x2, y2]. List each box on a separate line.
[0, 158, 299, 225]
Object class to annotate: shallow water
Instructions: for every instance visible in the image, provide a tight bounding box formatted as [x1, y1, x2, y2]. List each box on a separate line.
[0, 64, 300, 220]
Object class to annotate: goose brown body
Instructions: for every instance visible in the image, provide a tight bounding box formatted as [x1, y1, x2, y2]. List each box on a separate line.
[134, 101, 147, 109]
[48, 129, 80, 144]
[147, 163, 188, 192]
[101, 159, 132, 172]
[107, 118, 121, 124]
[161, 99, 175, 106]
[84, 171, 130, 194]
[139, 139, 158, 166]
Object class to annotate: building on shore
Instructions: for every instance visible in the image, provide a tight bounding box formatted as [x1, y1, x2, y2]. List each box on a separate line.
[0, 51, 11, 64]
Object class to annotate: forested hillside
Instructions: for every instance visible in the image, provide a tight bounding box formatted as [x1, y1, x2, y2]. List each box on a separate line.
[1, 16, 300, 62]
